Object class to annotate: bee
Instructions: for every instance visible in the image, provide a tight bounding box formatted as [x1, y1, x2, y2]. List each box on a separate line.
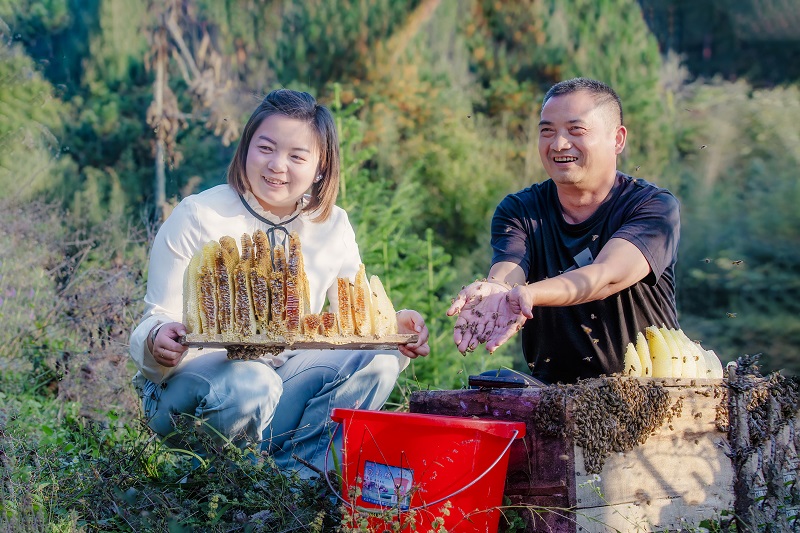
[581, 324, 592, 334]
[591, 234, 599, 241]
[732, 260, 744, 265]
[635, 165, 641, 172]
[726, 313, 737, 318]
[701, 258, 711, 263]
[592, 338, 600, 345]
[700, 145, 707, 149]
[544, 358, 551, 363]
[583, 356, 592, 362]
[591, 314, 597, 319]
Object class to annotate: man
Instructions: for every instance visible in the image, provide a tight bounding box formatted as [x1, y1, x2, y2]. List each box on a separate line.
[447, 78, 680, 384]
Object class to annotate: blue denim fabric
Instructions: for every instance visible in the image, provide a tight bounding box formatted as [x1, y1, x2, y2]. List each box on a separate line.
[142, 351, 282, 449]
[141, 349, 407, 478]
[263, 349, 407, 478]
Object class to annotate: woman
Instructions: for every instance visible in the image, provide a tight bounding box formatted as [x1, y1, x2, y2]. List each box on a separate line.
[129, 89, 430, 477]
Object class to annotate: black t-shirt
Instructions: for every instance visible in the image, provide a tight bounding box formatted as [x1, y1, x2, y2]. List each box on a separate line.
[491, 172, 680, 384]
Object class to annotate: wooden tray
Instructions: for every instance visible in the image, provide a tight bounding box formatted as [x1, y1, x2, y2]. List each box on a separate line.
[180, 333, 418, 351]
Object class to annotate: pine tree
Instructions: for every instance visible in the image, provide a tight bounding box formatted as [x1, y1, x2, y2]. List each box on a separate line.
[333, 87, 514, 396]
[0, 17, 72, 202]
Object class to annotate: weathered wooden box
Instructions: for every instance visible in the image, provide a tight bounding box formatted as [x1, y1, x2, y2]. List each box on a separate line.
[410, 378, 734, 532]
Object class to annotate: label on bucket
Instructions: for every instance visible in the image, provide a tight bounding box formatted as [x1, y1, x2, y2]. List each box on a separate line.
[361, 461, 414, 510]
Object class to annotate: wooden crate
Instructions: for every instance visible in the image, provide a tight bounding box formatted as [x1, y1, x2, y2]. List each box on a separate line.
[409, 378, 734, 532]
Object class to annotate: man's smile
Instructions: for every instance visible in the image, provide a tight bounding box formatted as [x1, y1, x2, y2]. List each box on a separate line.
[553, 155, 578, 163]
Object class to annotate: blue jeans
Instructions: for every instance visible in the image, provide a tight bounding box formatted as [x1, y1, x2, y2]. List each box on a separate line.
[142, 349, 407, 477]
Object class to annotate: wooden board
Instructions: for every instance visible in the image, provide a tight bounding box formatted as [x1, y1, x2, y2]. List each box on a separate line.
[574, 498, 731, 533]
[181, 333, 418, 351]
[572, 383, 730, 506]
[572, 383, 734, 532]
[409, 378, 734, 533]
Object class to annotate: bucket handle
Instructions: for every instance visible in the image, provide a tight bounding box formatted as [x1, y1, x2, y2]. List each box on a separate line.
[323, 421, 521, 513]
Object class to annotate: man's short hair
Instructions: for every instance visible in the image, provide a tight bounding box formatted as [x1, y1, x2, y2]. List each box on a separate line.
[542, 78, 623, 126]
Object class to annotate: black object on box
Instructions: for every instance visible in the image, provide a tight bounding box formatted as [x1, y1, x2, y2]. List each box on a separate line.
[468, 370, 546, 389]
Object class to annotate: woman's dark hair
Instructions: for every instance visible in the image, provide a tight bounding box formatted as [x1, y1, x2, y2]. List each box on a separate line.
[227, 89, 340, 222]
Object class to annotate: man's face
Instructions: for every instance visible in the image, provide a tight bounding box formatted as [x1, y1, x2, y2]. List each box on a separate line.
[537, 91, 626, 189]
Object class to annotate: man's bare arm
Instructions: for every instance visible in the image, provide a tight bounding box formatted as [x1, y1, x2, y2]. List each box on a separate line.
[448, 238, 651, 353]
[508, 238, 650, 315]
[483, 238, 651, 351]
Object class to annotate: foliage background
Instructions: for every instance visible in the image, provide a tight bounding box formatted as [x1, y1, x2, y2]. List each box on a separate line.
[1, 0, 799, 530]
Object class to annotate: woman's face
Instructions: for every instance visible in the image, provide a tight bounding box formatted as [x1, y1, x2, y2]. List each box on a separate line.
[245, 114, 320, 217]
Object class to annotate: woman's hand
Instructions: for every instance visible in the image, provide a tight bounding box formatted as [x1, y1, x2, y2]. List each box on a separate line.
[149, 322, 189, 368]
[396, 309, 430, 358]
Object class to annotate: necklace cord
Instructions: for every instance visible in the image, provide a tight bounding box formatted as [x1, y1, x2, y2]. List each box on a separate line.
[238, 194, 301, 266]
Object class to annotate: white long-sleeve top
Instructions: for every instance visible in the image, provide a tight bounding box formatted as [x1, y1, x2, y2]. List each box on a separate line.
[129, 184, 362, 388]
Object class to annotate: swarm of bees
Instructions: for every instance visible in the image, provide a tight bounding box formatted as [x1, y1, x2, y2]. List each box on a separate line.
[622, 327, 724, 379]
[532, 326, 729, 474]
[533, 377, 682, 474]
[182, 230, 397, 358]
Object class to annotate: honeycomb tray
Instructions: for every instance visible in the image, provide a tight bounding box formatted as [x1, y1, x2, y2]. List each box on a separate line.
[180, 333, 419, 351]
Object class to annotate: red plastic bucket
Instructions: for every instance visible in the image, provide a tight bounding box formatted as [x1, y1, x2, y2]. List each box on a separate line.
[328, 408, 526, 533]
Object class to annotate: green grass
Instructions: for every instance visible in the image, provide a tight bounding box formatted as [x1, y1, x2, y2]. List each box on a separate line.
[0, 381, 343, 532]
